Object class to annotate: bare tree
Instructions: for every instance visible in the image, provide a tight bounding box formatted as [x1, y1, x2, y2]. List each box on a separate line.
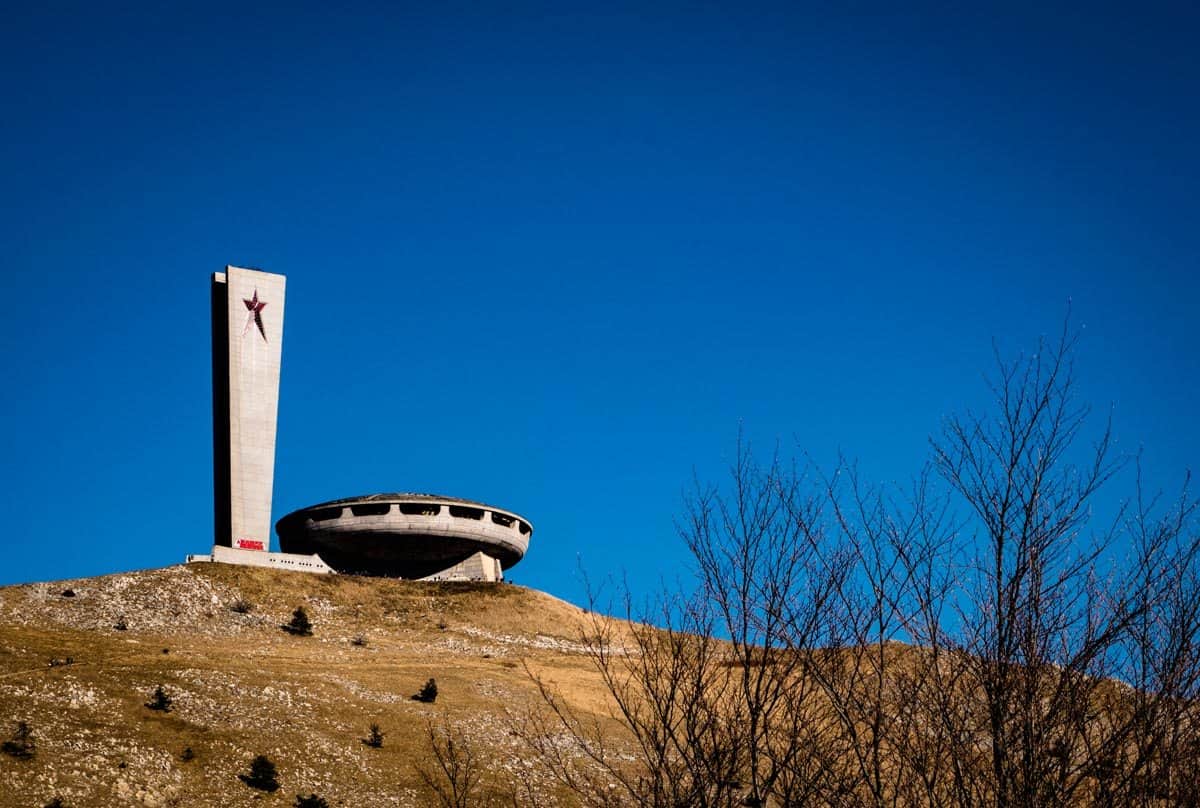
[1091, 471, 1200, 806]
[516, 590, 743, 808]
[518, 321, 1200, 808]
[682, 440, 857, 805]
[930, 322, 1200, 807]
[517, 444, 860, 807]
[416, 720, 486, 808]
[807, 462, 963, 807]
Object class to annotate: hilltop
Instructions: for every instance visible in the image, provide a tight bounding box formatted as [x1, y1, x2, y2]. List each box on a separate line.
[0, 564, 613, 807]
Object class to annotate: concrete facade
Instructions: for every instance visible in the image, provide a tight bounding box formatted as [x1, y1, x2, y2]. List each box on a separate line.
[212, 267, 286, 552]
[188, 545, 335, 574]
[420, 551, 503, 582]
[275, 494, 531, 580]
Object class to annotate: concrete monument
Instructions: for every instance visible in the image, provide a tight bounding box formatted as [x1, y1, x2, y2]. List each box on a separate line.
[190, 267, 332, 572]
[191, 265, 530, 580]
[275, 493, 531, 579]
[212, 267, 286, 551]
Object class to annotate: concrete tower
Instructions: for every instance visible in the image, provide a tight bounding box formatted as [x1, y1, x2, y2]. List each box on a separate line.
[211, 266, 286, 551]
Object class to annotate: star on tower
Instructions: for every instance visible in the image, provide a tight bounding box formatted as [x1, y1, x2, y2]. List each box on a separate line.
[243, 289, 268, 342]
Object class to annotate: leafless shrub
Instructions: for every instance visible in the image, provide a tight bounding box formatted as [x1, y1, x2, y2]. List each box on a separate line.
[229, 599, 254, 614]
[415, 720, 485, 808]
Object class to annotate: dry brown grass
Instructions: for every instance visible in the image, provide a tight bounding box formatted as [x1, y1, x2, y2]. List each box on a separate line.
[4, 564, 1181, 807]
[0, 563, 626, 807]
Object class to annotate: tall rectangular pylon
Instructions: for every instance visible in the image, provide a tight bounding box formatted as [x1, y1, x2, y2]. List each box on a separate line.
[212, 266, 286, 551]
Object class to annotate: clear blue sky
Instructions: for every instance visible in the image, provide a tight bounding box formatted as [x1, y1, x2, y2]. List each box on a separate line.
[2, 2, 1197, 606]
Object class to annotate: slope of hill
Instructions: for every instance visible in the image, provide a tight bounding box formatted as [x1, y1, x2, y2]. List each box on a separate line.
[0, 564, 607, 807]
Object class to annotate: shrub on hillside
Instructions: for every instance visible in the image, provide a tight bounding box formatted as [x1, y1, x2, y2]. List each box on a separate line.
[282, 606, 313, 636]
[180, 747, 195, 762]
[229, 599, 254, 614]
[294, 794, 329, 808]
[412, 678, 438, 703]
[43, 798, 67, 808]
[145, 685, 172, 712]
[363, 723, 385, 748]
[2, 721, 35, 759]
[239, 754, 280, 792]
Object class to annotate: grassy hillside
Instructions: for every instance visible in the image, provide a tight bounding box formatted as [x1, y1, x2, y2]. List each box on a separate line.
[0, 564, 612, 807]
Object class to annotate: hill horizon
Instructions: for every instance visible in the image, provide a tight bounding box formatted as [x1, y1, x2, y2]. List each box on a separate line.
[0, 562, 613, 807]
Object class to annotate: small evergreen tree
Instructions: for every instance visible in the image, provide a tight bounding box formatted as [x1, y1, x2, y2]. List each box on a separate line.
[294, 794, 329, 808]
[145, 685, 173, 712]
[239, 754, 280, 792]
[364, 723, 385, 748]
[2, 721, 35, 759]
[412, 677, 438, 703]
[283, 606, 313, 636]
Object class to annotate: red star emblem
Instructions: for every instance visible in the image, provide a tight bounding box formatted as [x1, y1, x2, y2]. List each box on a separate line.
[243, 289, 268, 342]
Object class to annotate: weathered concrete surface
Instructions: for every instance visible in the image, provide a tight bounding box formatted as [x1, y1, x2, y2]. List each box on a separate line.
[187, 545, 334, 574]
[421, 551, 503, 582]
[212, 267, 286, 553]
[276, 494, 531, 579]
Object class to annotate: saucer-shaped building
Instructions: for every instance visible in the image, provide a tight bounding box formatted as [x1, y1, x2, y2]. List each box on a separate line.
[275, 493, 532, 579]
